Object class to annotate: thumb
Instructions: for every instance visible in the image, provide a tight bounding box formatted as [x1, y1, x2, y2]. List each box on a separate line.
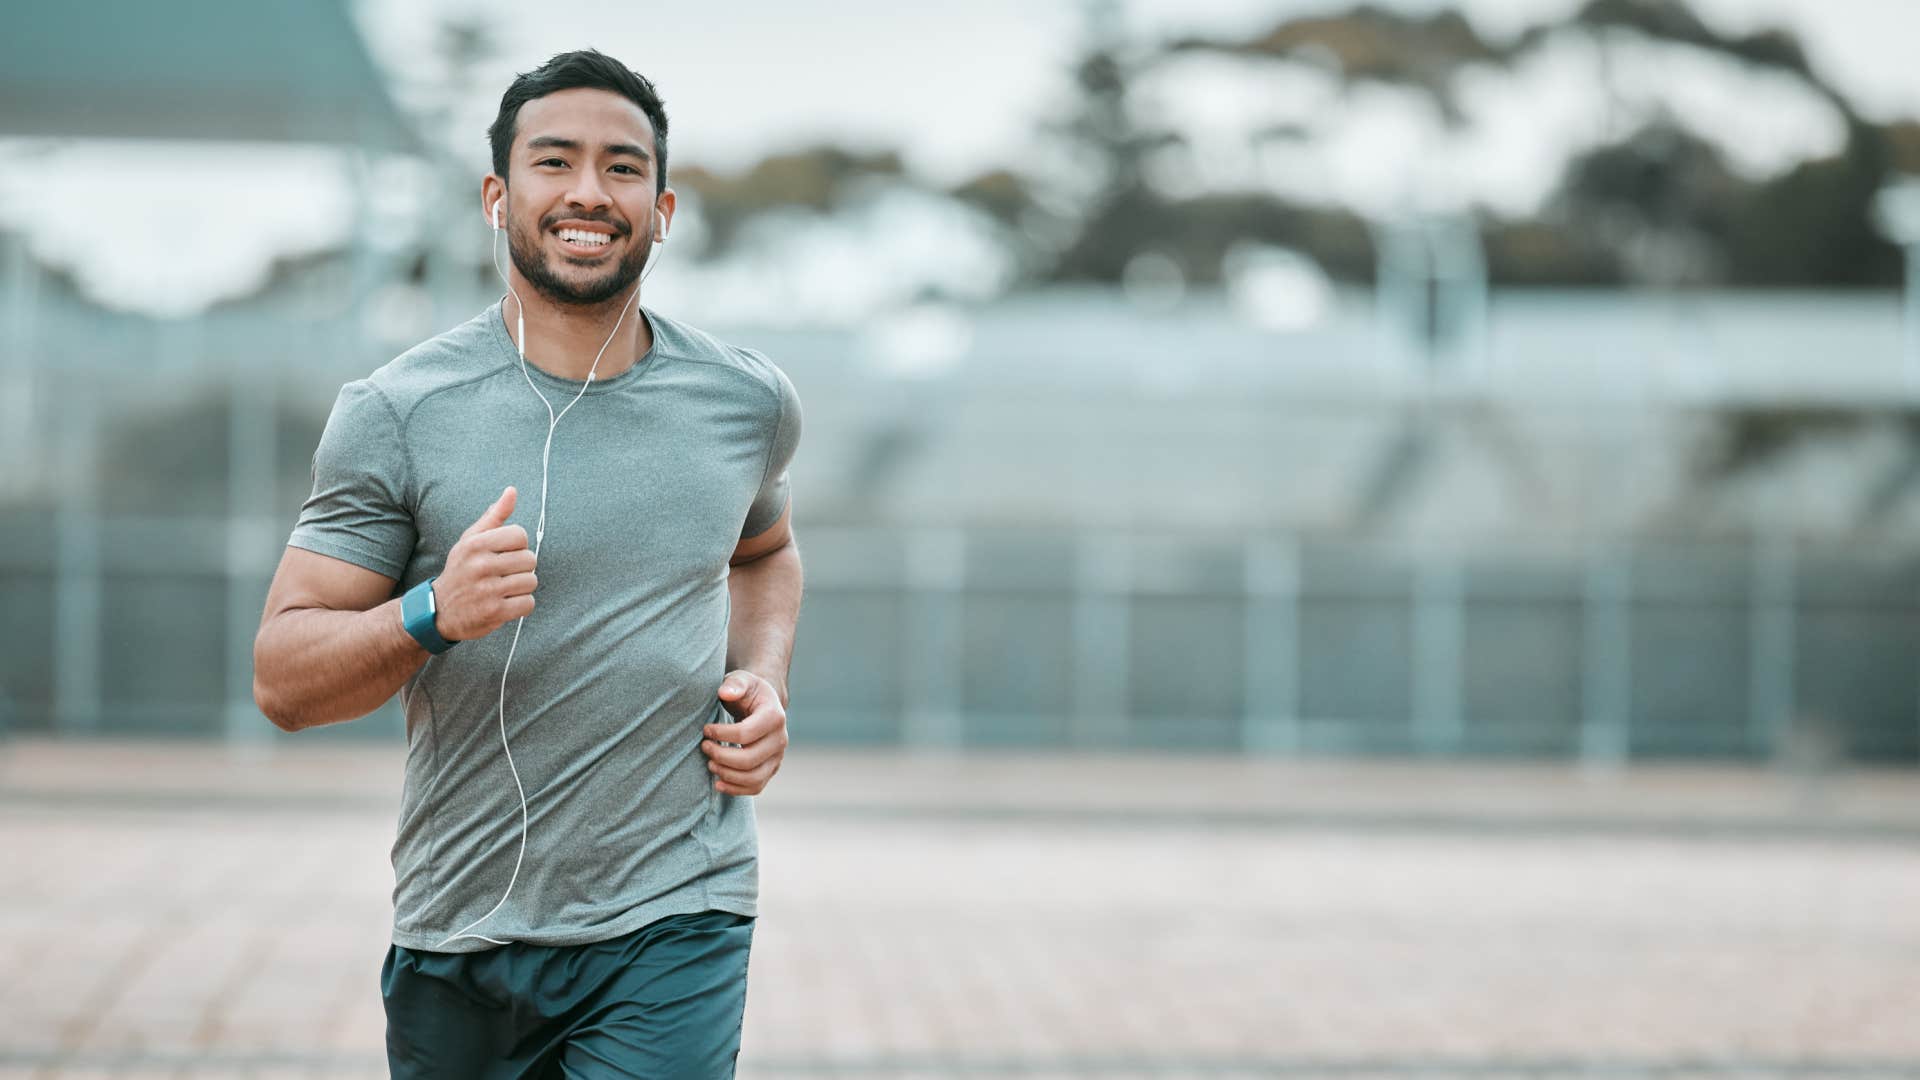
[464, 486, 516, 538]
[717, 673, 757, 710]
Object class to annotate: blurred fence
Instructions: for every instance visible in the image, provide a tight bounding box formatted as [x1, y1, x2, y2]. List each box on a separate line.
[789, 527, 1915, 763]
[3, 512, 1915, 763]
[2, 250, 1918, 764]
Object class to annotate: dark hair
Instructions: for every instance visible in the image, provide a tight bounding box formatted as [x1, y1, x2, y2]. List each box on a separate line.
[488, 49, 669, 193]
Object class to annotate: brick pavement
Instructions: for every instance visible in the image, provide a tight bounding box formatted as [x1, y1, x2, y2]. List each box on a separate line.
[1, 739, 1917, 1079]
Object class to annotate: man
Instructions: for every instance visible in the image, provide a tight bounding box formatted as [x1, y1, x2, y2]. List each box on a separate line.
[251, 50, 801, 1078]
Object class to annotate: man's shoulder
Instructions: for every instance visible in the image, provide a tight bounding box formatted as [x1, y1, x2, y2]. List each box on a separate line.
[359, 306, 516, 419]
[648, 309, 789, 402]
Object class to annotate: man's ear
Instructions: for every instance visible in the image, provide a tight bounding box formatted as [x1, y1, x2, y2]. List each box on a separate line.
[481, 175, 507, 231]
[654, 187, 677, 241]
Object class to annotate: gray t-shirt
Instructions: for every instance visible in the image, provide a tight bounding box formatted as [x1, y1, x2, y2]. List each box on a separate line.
[287, 301, 800, 953]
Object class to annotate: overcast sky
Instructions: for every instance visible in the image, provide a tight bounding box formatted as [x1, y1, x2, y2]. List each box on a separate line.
[354, 0, 1920, 183]
[6, 0, 1918, 315]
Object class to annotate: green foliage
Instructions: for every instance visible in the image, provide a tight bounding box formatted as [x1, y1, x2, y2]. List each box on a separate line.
[1051, 188, 1375, 285]
[667, 0, 1910, 290]
[1168, 4, 1506, 124]
[948, 170, 1035, 229]
[673, 146, 906, 255]
[1560, 0, 1828, 97]
[1482, 221, 1623, 286]
[1724, 125, 1900, 286]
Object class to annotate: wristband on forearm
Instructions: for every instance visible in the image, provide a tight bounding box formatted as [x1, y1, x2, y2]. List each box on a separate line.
[401, 577, 457, 654]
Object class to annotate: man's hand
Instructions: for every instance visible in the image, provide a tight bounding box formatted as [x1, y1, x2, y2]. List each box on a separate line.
[703, 670, 788, 795]
[433, 486, 539, 642]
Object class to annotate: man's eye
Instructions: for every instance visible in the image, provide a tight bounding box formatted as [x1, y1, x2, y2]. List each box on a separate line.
[537, 158, 567, 167]
[612, 164, 640, 175]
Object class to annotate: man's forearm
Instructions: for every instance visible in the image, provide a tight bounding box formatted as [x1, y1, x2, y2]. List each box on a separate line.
[254, 598, 429, 731]
[726, 540, 803, 705]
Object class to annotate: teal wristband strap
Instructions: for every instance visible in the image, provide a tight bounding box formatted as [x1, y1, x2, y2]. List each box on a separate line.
[401, 577, 456, 654]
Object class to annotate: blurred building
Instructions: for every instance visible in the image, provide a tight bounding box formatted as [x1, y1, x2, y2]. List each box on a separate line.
[6, 258, 1919, 764]
[2, 2, 1917, 767]
[0, 0, 427, 740]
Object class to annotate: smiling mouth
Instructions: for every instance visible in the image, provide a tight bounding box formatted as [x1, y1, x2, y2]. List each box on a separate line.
[552, 227, 618, 256]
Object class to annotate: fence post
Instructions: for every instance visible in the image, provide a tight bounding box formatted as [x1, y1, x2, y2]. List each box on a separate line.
[1580, 544, 1632, 769]
[53, 387, 101, 736]
[2, 232, 38, 500]
[1243, 537, 1301, 752]
[1749, 532, 1796, 760]
[1411, 550, 1466, 754]
[902, 528, 966, 750]
[1073, 533, 1131, 748]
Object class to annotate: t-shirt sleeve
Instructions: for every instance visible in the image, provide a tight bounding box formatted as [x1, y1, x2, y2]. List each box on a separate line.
[287, 379, 416, 580]
[741, 363, 802, 539]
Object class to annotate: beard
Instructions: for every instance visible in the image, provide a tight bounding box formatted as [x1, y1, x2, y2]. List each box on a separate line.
[505, 212, 652, 306]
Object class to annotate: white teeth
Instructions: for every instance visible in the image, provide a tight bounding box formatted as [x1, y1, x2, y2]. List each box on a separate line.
[557, 228, 611, 246]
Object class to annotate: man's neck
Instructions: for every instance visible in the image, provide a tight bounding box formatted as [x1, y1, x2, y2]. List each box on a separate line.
[504, 279, 652, 383]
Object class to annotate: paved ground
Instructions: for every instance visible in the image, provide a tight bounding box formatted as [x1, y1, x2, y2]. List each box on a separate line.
[1, 739, 1918, 1079]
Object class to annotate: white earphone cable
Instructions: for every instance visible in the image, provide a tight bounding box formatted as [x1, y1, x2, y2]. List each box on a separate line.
[434, 206, 661, 949]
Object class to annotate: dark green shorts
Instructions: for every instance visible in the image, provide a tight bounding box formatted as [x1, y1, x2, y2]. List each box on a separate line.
[382, 910, 755, 1079]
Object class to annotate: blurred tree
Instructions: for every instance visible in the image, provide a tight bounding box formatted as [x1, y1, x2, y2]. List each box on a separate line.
[1553, 0, 1832, 103]
[1550, 120, 1742, 286]
[1538, 0, 1899, 287]
[1168, 4, 1507, 124]
[1037, 1, 1376, 286]
[1886, 121, 1920, 176]
[1724, 129, 1899, 286]
[384, 12, 500, 172]
[642, 0, 1908, 292]
[948, 169, 1034, 229]
[1136, 0, 1903, 289]
[1481, 220, 1622, 286]
[1542, 119, 1901, 288]
[672, 146, 907, 256]
[1041, 0, 1180, 282]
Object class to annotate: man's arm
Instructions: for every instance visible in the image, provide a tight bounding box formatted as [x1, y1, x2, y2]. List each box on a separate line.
[252, 548, 426, 732]
[705, 503, 802, 794]
[724, 503, 802, 705]
[255, 486, 536, 732]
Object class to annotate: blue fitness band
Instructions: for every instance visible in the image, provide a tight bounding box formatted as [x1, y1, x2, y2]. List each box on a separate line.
[401, 577, 456, 654]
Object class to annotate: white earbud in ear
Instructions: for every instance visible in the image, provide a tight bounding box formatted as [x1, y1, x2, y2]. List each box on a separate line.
[492, 200, 503, 230]
[654, 209, 668, 242]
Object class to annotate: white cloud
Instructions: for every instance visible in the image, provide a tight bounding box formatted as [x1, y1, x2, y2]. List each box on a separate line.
[646, 182, 1015, 326]
[0, 140, 359, 317]
[1114, 22, 1850, 220]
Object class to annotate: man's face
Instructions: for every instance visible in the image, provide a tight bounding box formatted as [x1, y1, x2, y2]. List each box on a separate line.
[500, 87, 663, 306]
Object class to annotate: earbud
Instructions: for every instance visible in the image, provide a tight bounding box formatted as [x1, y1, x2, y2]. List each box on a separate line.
[492, 200, 503, 230]
[654, 209, 668, 242]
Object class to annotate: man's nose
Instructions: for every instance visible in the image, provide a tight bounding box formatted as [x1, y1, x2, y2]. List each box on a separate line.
[565, 173, 612, 212]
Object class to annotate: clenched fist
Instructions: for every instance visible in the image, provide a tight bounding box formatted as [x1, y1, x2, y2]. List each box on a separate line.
[432, 486, 538, 642]
[701, 671, 789, 796]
